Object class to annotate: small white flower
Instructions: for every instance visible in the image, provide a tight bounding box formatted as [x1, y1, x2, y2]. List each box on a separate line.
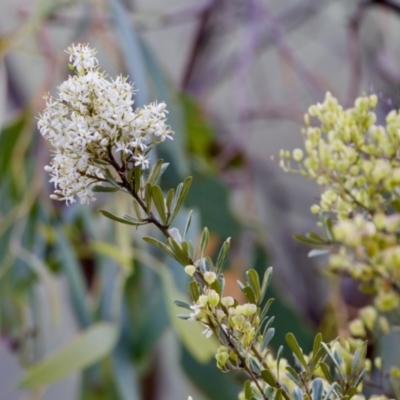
[133, 154, 150, 169]
[39, 44, 174, 204]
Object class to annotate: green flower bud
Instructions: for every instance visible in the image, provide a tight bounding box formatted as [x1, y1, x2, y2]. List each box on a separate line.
[204, 271, 217, 285]
[221, 296, 234, 307]
[207, 290, 220, 307]
[184, 265, 196, 277]
[292, 148, 304, 162]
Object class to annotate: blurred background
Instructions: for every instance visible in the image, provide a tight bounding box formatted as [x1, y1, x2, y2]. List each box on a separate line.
[0, 0, 400, 399]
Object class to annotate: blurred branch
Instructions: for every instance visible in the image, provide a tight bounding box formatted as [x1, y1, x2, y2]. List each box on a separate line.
[17, 1, 215, 31]
[240, 104, 303, 124]
[347, 0, 400, 105]
[181, 0, 216, 90]
[184, 0, 335, 95]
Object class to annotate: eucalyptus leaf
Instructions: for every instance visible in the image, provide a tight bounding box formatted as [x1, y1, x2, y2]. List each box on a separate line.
[19, 323, 118, 388]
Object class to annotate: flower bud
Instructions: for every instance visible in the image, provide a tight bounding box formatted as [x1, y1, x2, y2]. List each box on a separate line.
[292, 149, 304, 162]
[221, 296, 234, 308]
[184, 265, 196, 277]
[207, 290, 220, 307]
[204, 271, 217, 285]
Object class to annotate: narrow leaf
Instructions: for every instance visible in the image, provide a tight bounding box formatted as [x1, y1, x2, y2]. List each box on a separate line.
[151, 185, 167, 224]
[20, 323, 118, 388]
[285, 333, 308, 371]
[261, 369, 277, 387]
[170, 176, 192, 223]
[246, 269, 261, 304]
[99, 210, 147, 226]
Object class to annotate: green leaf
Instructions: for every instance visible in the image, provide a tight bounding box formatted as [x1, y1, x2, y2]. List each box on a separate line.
[215, 237, 231, 275]
[170, 176, 192, 224]
[145, 183, 152, 212]
[173, 300, 192, 310]
[99, 210, 147, 226]
[246, 269, 261, 304]
[261, 369, 277, 387]
[285, 333, 308, 371]
[166, 188, 175, 218]
[134, 165, 142, 193]
[146, 159, 164, 185]
[350, 341, 367, 378]
[19, 323, 118, 388]
[104, 169, 127, 192]
[260, 298, 275, 320]
[293, 234, 326, 246]
[285, 366, 301, 385]
[321, 343, 344, 380]
[319, 362, 333, 384]
[189, 281, 201, 302]
[142, 236, 175, 259]
[159, 267, 217, 363]
[244, 380, 252, 399]
[293, 387, 303, 400]
[313, 333, 323, 360]
[183, 210, 193, 239]
[261, 328, 275, 351]
[261, 267, 273, 299]
[200, 227, 209, 257]
[243, 286, 256, 304]
[92, 185, 119, 193]
[276, 345, 283, 380]
[151, 185, 167, 224]
[312, 378, 323, 400]
[167, 237, 191, 265]
[275, 388, 283, 400]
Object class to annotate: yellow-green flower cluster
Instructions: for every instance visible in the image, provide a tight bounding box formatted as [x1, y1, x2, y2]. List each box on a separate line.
[282, 92, 400, 314]
[281, 92, 400, 216]
[189, 292, 259, 352]
[348, 305, 390, 338]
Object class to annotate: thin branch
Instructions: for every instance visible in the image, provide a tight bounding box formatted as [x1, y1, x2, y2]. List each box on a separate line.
[347, 0, 400, 106]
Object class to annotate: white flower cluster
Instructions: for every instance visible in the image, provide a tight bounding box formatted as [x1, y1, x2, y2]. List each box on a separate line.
[38, 43, 173, 204]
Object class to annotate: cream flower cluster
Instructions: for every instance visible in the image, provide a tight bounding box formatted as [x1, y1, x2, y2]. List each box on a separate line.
[38, 44, 173, 204]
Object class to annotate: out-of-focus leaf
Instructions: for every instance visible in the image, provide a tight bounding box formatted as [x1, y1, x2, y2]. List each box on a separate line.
[0, 113, 27, 176]
[55, 226, 92, 328]
[19, 323, 118, 388]
[133, 245, 215, 362]
[112, 340, 141, 400]
[110, 0, 148, 107]
[159, 266, 217, 363]
[181, 93, 214, 159]
[92, 241, 132, 273]
[185, 173, 240, 238]
[140, 41, 189, 177]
